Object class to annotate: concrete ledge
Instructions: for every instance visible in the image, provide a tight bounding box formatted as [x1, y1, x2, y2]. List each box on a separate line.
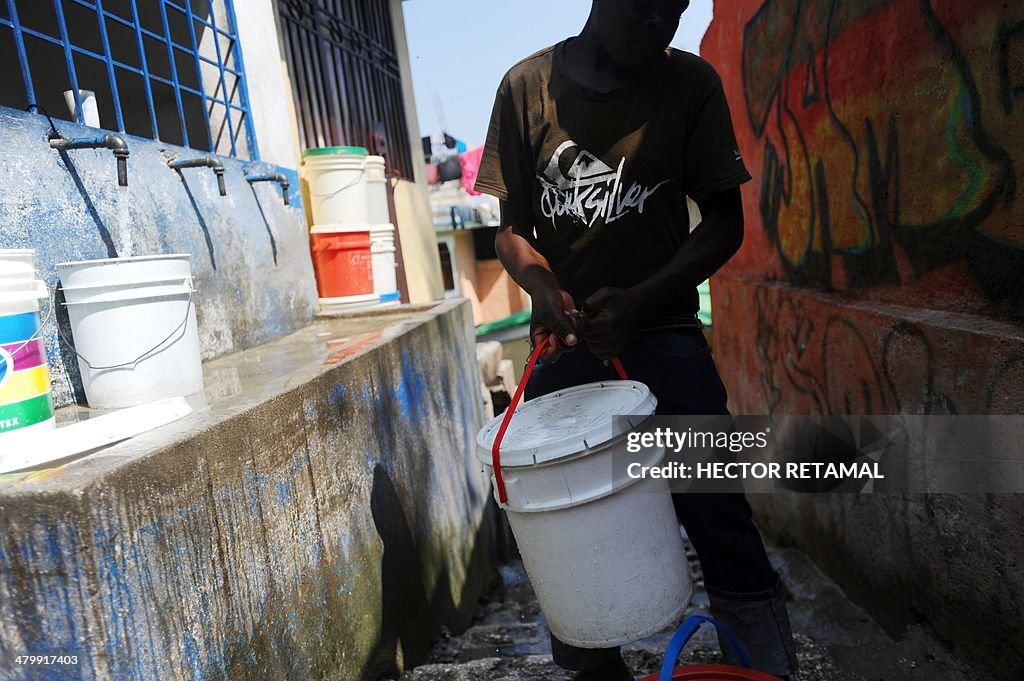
[0, 299, 496, 680]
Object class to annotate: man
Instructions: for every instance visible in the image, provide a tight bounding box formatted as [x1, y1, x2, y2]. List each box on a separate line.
[475, 1, 799, 680]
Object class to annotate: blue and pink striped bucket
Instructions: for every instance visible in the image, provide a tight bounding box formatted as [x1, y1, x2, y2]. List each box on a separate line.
[0, 250, 55, 439]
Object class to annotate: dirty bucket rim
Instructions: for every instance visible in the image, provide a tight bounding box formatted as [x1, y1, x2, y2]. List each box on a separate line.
[476, 380, 658, 467]
[57, 253, 192, 268]
[311, 222, 374, 234]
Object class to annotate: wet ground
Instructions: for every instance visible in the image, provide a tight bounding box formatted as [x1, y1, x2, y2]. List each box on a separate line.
[396, 535, 980, 681]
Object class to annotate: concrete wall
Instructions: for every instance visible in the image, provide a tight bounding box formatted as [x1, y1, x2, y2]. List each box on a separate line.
[390, 0, 446, 304]
[0, 107, 318, 409]
[702, 2, 1024, 678]
[0, 301, 495, 680]
[393, 179, 446, 304]
[234, 0, 304, 168]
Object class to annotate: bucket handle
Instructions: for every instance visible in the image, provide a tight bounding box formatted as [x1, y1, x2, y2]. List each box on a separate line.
[58, 287, 196, 371]
[489, 336, 628, 505]
[658, 615, 752, 681]
[307, 167, 366, 198]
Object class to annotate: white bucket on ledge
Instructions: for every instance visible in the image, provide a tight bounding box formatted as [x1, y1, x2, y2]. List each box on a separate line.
[57, 255, 204, 410]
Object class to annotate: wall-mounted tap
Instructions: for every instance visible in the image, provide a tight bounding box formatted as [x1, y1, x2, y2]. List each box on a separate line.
[49, 134, 130, 187]
[167, 156, 226, 196]
[245, 173, 290, 206]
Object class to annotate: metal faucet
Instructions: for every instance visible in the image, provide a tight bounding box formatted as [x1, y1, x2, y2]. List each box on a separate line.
[167, 156, 227, 196]
[49, 134, 130, 187]
[245, 173, 290, 205]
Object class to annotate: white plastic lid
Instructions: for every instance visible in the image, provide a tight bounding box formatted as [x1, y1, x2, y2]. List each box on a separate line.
[476, 380, 657, 468]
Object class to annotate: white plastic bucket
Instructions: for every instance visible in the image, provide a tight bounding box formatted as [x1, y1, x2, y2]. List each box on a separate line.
[365, 156, 390, 225]
[476, 381, 692, 648]
[0, 249, 56, 439]
[57, 255, 204, 410]
[370, 223, 399, 304]
[303, 146, 373, 226]
[63, 89, 101, 128]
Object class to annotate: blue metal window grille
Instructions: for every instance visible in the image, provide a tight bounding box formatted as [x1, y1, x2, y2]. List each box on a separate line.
[0, 0, 259, 159]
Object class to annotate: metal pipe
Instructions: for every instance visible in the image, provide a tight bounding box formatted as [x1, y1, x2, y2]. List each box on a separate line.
[168, 156, 227, 196]
[245, 173, 290, 205]
[49, 134, 130, 187]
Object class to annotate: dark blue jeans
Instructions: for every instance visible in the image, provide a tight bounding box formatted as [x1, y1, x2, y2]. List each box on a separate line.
[524, 328, 797, 676]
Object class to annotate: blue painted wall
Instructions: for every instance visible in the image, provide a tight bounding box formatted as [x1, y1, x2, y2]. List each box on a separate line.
[0, 107, 319, 408]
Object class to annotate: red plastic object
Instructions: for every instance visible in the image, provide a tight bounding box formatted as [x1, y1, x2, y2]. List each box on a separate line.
[489, 338, 630, 505]
[639, 664, 780, 680]
[310, 230, 374, 298]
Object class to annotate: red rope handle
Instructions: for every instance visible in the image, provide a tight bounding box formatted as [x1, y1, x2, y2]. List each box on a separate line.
[490, 339, 629, 505]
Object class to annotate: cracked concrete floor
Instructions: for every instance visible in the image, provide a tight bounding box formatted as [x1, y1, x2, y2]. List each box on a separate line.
[396, 536, 982, 681]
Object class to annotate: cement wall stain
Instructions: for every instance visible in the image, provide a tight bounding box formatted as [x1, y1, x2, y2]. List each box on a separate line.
[0, 303, 494, 680]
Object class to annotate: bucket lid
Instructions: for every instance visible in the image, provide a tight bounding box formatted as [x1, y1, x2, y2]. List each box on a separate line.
[476, 381, 657, 468]
[303, 146, 368, 157]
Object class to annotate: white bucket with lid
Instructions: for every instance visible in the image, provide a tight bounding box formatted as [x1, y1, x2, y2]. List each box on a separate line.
[476, 381, 692, 648]
[370, 223, 398, 305]
[303, 146, 374, 226]
[1, 249, 56, 439]
[57, 255, 204, 410]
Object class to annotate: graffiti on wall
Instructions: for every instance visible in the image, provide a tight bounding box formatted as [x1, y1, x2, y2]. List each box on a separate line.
[750, 285, 1024, 416]
[743, 0, 1023, 308]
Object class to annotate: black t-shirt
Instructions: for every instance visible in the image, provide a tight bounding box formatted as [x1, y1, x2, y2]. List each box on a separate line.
[476, 39, 750, 319]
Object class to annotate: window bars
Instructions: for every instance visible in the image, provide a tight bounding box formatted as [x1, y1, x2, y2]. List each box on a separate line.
[1, 0, 258, 159]
[277, 0, 413, 178]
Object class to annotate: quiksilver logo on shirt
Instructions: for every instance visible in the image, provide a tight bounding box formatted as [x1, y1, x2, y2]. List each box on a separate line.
[538, 140, 668, 229]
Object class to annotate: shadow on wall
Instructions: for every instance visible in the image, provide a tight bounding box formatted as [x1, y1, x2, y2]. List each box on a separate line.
[361, 463, 500, 680]
[53, 286, 87, 405]
[56, 149, 118, 259]
[174, 170, 218, 270]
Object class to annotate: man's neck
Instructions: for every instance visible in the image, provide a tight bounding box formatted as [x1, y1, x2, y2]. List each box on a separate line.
[562, 24, 636, 94]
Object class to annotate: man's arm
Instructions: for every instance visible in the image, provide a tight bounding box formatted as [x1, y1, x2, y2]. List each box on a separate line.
[581, 186, 745, 359]
[495, 200, 579, 360]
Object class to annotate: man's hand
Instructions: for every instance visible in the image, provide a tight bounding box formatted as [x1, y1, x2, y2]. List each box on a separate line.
[531, 287, 580, 361]
[580, 287, 644, 360]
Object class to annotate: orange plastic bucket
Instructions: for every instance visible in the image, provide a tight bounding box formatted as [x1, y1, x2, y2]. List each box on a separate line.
[310, 226, 374, 299]
[638, 615, 781, 681]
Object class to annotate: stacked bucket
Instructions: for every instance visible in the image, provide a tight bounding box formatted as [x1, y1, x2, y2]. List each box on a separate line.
[302, 146, 400, 311]
[0, 250, 56, 439]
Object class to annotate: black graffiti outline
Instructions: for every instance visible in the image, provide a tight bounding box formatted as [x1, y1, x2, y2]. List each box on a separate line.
[743, 0, 1020, 303]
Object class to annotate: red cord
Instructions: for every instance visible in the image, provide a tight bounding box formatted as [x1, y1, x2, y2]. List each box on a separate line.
[489, 339, 629, 505]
